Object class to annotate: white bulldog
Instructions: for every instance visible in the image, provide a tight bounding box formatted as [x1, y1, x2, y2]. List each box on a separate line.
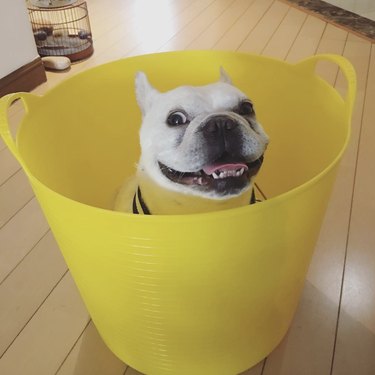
[115, 69, 269, 215]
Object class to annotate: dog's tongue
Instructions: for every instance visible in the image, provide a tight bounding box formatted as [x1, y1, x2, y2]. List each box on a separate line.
[202, 163, 248, 175]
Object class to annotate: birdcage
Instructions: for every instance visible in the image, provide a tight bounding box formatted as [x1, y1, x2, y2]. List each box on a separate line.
[27, 0, 93, 62]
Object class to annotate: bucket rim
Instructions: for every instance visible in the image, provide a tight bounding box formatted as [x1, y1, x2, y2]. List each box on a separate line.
[1, 51, 356, 221]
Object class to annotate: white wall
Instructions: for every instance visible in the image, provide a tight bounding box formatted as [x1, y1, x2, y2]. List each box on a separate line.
[0, 0, 39, 78]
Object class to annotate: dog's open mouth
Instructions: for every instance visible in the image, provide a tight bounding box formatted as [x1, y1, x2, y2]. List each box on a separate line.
[158, 155, 264, 195]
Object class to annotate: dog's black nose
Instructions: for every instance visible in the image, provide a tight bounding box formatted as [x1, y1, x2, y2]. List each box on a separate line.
[201, 116, 243, 159]
[203, 116, 237, 134]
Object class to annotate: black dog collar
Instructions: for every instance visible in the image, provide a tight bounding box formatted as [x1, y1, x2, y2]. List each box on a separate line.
[132, 187, 151, 215]
[132, 187, 257, 215]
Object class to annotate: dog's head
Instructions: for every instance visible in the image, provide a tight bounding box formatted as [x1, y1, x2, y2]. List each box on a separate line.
[135, 69, 269, 200]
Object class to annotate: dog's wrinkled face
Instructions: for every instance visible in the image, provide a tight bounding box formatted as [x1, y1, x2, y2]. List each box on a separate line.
[136, 69, 269, 199]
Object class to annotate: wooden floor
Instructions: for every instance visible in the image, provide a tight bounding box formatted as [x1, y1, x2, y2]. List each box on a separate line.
[1, 0, 374, 374]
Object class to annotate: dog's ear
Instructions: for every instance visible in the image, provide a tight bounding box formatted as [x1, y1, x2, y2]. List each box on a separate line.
[135, 72, 159, 115]
[219, 67, 233, 85]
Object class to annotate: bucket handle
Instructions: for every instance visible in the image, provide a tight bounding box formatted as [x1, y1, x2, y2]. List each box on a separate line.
[0, 92, 40, 165]
[296, 54, 357, 115]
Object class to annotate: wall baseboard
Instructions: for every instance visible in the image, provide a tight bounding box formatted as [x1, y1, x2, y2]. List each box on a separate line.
[0, 57, 47, 97]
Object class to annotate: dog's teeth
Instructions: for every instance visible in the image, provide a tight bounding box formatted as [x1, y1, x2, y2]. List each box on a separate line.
[211, 168, 246, 179]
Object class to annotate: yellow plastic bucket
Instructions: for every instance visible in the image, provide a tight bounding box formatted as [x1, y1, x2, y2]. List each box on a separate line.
[0, 51, 356, 375]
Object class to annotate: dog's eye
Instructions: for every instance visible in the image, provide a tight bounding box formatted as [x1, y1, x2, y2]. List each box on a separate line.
[238, 100, 254, 116]
[167, 111, 189, 126]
